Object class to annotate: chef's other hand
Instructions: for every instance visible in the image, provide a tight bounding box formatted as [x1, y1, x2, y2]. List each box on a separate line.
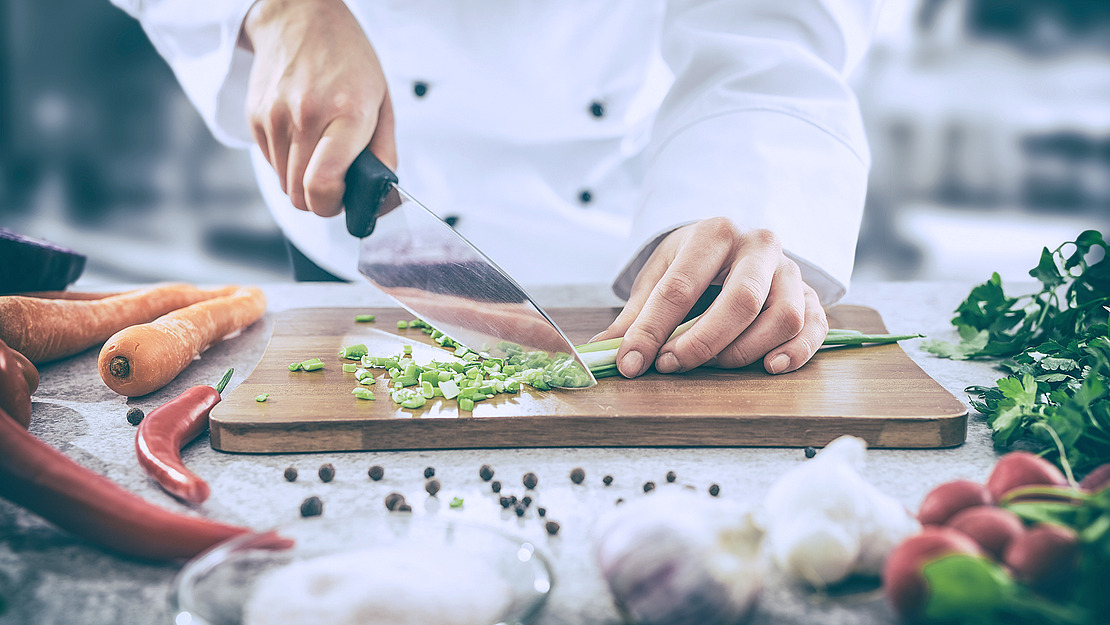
[241, 0, 396, 217]
[595, 219, 829, 378]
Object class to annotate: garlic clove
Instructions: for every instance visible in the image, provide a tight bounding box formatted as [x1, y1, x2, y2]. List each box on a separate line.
[768, 513, 860, 586]
[593, 489, 765, 625]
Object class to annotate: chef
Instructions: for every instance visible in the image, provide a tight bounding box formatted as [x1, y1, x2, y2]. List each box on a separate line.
[109, 0, 881, 379]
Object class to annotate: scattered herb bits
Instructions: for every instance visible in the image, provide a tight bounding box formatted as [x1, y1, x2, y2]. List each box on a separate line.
[709, 483, 721, 497]
[318, 463, 336, 483]
[479, 464, 495, 481]
[283, 466, 298, 482]
[544, 521, 561, 535]
[665, 470, 677, 483]
[804, 446, 817, 459]
[368, 465, 384, 481]
[125, 407, 144, 426]
[299, 496, 323, 517]
[449, 496, 464, 509]
[643, 481, 656, 493]
[384, 492, 406, 511]
[570, 467, 585, 484]
[523, 472, 539, 489]
[423, 467, 436, 479]
[602, 475, 614, 486]
[425, 478, 441, 496]
[491, 480, 502, 493]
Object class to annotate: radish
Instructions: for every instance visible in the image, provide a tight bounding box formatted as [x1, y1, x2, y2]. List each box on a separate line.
[1003, 523, 1079, 594]
[946, 505, 1025, 560]
[917, 480, 994, 526]
[985, 452, 1068, 501]
[882, 526, 984, 620]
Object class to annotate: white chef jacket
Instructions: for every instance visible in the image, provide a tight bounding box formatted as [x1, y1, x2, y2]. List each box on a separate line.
[110, 0, 881, 305]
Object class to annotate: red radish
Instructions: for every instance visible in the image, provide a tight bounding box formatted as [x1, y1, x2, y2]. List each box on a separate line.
[882, 527, 984, 620]
[1079, 463, 1110, 493]
[985, 452, 1067, 501]
[946, 505, 1025, 560]
[1003, 523, 1079, 594]
[917, 480, 994, 526]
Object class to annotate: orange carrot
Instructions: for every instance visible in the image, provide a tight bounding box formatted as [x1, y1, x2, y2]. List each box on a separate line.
[99, 287, 267, 397]
[0, 284, 239, 364]
[16, 290, 124, 300]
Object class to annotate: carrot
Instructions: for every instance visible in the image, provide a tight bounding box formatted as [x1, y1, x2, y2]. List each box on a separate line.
[16, 290, 124, 300]
[98, 287, 267, 397]
[0, 284, 238, 364]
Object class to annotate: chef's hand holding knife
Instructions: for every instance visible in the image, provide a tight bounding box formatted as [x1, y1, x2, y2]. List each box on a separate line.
[241, 0, 829, 379]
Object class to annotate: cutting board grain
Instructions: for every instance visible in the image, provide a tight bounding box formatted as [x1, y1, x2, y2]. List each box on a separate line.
[209, 306, 967, 453]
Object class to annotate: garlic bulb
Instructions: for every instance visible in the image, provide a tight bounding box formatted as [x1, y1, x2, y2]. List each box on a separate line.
[757, 436, 920, 586]
[593, 489, 765, 625]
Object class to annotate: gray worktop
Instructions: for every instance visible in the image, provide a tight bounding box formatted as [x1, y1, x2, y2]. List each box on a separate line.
[0, 281, 1018, 625]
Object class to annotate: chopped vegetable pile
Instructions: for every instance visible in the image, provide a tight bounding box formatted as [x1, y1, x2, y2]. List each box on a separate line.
[924, 230, 1109, 478]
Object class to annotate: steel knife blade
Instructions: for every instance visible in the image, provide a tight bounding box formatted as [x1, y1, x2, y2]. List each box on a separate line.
[343, 148, 596, 389]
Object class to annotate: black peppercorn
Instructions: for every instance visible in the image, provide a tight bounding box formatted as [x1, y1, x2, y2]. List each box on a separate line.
[283, 466, 298, 482]
[509, 495, 518, 505]
[709, 483, 721, 497]
[523, 472, 538, 489]
[545, 520, 561, 535]
[423, 466, 435, 479]
[299, 496, 323, 517]
[665, 470, 677, 483]
[521, 496, 532, 507]
[615, 498, 625, 505]
[491, 480, 502, 493]
[537, 506, 547, 518]
[425, 478, 441, 496]
[804, 446, 817, 459]
[569, 467, 585, 484]
[318, 463, 336, 483]
[643, 481, 655, 493]
[125, 407, 144, 426]
[479, 464, 495, 481]
[514, 503, 526, 517]
[602, 475, 614, 486]
[368, 465, 384, 481]
[385, 492, 406, 511]
[397, 502, 413, 512]
[499, 496, 512, 509]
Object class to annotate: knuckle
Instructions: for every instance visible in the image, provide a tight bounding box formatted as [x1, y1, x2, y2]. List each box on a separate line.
[698, 216, 739, 241]
[773, 300, 807, 339]
[743, 228, 782, 252]
[654, 270, 702, 309]
[676, 331, 718, 365]
[625, 321, 673, 351]
[716, 341, 758, 369]
[727, 279, 765, 321]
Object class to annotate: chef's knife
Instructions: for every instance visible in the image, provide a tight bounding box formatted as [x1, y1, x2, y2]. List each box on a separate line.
[343, 148, 596, 389]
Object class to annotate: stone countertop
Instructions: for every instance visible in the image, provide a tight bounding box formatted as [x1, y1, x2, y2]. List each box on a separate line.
[0, 281, 1014, 625]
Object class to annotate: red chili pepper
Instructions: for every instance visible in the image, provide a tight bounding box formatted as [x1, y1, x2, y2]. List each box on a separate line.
[0, 403, 255, 560]
[0, 338, 36, 429]
[135, 368, 233, 505]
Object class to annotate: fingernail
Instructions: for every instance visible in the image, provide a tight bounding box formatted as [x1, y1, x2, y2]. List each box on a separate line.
[768, 353, 791, 374]
[589, 332, 604, 342]
[655, 352, 680, 374]
[619, 350, 645, 378]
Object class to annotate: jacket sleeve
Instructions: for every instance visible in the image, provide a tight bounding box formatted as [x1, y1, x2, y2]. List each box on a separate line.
[613, 0, 884, 305]
[108, 0, 260, 147]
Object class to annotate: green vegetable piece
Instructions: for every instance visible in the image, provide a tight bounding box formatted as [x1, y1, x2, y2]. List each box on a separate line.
[339, 343, 368, 359]
[440, 380, 461, 400]
[352, 387, 375, 400]
[449, 497, 464, 509]
[354, 314, 376, 323]
[397, 320, 408, 329]
[255, 393, 269, 402]
[421, 381, 435, 399]
[342, 363, 358, 373]
[401, 394, 427, 409]
[288, 362, 302, 371]
[403, 345, 413, 355]
[458, 397, 475, 412]
[300, 360, 325, 371]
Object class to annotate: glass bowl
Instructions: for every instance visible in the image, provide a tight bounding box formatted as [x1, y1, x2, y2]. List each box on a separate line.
[171, 515, 553, 625]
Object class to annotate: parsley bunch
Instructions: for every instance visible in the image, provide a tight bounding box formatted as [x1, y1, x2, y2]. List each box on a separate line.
[924, 230, 1110, 478]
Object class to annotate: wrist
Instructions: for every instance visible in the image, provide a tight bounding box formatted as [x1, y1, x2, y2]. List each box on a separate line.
[241, 0, 347, 52]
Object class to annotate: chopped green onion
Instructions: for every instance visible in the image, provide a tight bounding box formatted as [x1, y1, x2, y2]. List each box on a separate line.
[352, 387, 375, 400]
[397, 320, 408, 329]
[300, 360, 325, 371]
[342, 363, 358, 373]
[255, 393, 269, 402]
[449, 497, 464, 509]
[288, 362, 302, 371]
[354, 314, 376, 323]
[339, 343, 368, 359]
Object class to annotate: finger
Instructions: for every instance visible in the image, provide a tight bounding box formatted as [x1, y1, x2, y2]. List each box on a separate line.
[590, 242, 674, 343]
[303, 116, 377, 217]
[762, 285, 828, 374]
[616, 223, 735, 377]
[712, 259, 806, 369]
[261, 100, 293, 196]
[655, 233, 782, 373]
[368, 89, 398, 171]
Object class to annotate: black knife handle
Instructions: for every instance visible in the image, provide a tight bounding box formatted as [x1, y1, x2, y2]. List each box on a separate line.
[343, 148, 399, 238]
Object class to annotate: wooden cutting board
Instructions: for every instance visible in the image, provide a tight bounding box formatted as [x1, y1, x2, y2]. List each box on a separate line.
[209, 306, 967, 453]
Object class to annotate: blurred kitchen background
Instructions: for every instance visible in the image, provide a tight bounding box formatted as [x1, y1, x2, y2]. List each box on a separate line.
[0, 0, 1108, 287]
